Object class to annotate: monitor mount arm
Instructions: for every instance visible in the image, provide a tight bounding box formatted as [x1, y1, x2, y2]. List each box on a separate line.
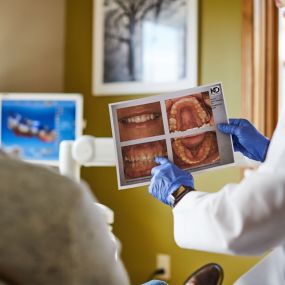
[59, 136, 116, 181]
[59, 136, 116, 225]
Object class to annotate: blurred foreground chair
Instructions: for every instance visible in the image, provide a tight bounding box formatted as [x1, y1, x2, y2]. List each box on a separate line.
[183, 263, 224, 285]
[0, 151, 129, 285]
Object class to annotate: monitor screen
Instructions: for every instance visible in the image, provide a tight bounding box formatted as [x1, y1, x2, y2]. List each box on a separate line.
[0, 94, 83, 165]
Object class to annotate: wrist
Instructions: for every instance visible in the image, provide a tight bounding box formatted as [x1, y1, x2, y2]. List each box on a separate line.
[169, 185, 195, 207]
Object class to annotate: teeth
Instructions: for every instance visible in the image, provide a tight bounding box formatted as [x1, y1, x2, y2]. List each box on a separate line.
[125, 153, 165, 163]
[123, 113, 158, 124]
[18, 125, 29, 133]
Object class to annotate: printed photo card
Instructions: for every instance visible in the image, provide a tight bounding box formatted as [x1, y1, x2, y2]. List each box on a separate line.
[109, 83, 234, 189]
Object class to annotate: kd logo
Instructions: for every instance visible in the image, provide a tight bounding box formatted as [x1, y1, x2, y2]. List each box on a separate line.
[210, 86, 220, 95]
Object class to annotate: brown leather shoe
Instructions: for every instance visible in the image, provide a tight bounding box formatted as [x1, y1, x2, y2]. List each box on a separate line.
[183, 263, 224, 285]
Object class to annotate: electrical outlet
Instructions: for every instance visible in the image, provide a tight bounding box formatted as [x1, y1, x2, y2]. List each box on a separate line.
[156, 253, 171, 280]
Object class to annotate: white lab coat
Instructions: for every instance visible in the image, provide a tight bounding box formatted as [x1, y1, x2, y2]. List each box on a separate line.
[173, 110, 285, 284]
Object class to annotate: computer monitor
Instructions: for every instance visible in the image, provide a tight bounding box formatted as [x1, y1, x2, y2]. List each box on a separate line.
[0, 93, 83, 165]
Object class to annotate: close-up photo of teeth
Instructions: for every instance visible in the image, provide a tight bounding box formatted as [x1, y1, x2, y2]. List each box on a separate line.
[117, 102, 164, 142]
[172, 131, 220, 169]
[166, 92, 214, 133]
[121, 140, 167, 180]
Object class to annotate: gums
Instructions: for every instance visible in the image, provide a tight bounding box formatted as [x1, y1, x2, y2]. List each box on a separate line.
[122, 141, 167, 179]
[166, 93, 214, 132]
[172, 131, 220, 168]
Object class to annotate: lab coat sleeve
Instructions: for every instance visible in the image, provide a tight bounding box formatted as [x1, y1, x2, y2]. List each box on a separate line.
[173, 113, 285, 256]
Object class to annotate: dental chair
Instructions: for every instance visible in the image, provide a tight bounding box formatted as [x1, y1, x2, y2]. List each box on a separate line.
[143, 263, 224, 285]
[0, 278, 10, 285]
[183, 263, 224, 285]
[0, 150, 129, 285]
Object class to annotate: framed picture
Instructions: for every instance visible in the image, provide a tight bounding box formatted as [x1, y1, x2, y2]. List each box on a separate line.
[93, 0, 198, 96]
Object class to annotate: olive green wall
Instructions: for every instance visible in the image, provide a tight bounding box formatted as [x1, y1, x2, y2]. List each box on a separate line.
[0, 0, 65, 92]
[64, 0, 260, 284]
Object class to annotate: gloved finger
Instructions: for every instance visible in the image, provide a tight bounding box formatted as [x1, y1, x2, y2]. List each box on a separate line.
[151, 165, 163, 176]
[151, 161, 172, 177]
[155, 156, 169, 165]
[229, 118, 242, 126]
[230, 118, 252, 128]
[217, 123, 240, 136]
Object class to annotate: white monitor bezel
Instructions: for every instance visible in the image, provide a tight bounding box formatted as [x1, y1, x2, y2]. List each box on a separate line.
[0, 93, 83, 166]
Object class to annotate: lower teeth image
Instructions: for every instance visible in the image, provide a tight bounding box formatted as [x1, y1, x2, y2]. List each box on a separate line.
[122, 140, 167, 180]
[172, 131, 220, 169]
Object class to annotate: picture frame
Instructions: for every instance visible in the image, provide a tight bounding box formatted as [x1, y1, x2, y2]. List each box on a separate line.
[93, 0, 198, 96]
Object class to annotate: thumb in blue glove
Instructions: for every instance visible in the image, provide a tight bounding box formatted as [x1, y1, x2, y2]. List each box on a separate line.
[149, 157, 194, 206]
[218, 118, 270, 162]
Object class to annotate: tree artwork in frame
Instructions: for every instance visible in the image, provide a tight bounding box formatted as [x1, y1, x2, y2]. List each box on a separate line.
[93, 0, 198, 95]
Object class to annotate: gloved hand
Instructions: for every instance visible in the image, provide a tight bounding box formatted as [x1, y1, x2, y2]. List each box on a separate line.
[142, 280, 168, 285]
[218, 118, 270, 162]
[149, 157, 194, 206]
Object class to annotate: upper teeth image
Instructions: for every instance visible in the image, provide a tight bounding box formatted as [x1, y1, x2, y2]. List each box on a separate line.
[125, 114, 157, 124]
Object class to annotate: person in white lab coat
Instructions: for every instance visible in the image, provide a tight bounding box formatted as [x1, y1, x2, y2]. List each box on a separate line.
[149, 1, 285, 284]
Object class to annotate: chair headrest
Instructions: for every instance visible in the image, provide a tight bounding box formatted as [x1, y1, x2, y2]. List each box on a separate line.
[0, 280, 11, 285]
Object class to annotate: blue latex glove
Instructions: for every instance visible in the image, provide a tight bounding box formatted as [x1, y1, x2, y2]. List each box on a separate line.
[149, 157, 194, 206]
[142, 280, 168, 285]
[218, 118, 270, 162]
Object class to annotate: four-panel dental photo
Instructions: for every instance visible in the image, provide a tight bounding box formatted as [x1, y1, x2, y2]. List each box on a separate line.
[114, 92, 222, 186]
[110, 83, 234, 188]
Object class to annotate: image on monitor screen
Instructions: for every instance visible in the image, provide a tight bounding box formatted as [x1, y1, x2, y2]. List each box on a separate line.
[0, 94, 83, 165]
